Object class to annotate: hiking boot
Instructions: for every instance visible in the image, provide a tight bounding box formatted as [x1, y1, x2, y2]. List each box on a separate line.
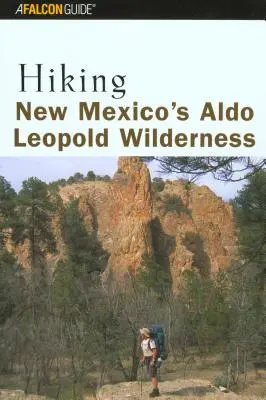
[149, 388, 160, 397]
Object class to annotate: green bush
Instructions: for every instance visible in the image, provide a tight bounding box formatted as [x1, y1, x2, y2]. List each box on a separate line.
[164, 194, 190, 215]
[152, 177, 165, 192]
[213, 374, 229, 388]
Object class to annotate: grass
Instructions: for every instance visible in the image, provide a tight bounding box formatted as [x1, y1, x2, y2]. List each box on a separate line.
[162, 397, 265, 400]
[156, 355, 266, 398]
[0, 353, 265, 399]
[0, 373, 96, 400]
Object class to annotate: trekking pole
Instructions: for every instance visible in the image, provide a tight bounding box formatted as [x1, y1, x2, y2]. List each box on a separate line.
[139, 364, 143, 398]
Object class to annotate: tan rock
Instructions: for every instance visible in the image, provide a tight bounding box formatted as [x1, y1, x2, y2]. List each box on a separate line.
[7, 158, 238, 289]
[153, 180, 237, 291]
[59, 157, 153, 278]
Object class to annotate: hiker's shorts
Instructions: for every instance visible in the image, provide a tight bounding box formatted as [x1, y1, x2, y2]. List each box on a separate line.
[144, 357, 158, 378]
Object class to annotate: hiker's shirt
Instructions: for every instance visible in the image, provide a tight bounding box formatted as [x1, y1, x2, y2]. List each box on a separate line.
[141, 338, 156, 357]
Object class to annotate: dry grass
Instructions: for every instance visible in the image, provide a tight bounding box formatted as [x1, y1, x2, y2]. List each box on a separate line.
[168, 397, 265, 400]
[0, 389, 51, 400]
[1, 354, 265, 400]
[159, 355, 266, 399]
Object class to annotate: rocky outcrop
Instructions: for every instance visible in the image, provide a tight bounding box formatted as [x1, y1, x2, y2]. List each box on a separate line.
[152, 180, 237, 291]
[59, 157, 153, 279]
[8, 157, 238, 289]
[59, 158, 237, 287]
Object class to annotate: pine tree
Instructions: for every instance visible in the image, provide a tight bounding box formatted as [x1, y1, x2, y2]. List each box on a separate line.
[86, 170, 96, 181]
[53, 199, 113, 394]
[136, 253, 171, 299]
[232, 171, 266, 374]
[9, 177, 57, 335]
[54, 199, 109, 313]
[143, 157, 266, 182]
[12, 177, 56, 271]
[63, 199, 108, 273]
[0, 176, 17, 245]
[0, 249, 22, 324]
[233, 171, 266, 297]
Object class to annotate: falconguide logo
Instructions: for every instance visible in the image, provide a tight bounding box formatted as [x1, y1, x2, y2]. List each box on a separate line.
[15, 2, 97, 16]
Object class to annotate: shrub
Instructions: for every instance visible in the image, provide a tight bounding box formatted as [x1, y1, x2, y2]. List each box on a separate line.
[213, 374, 229, 389]
[152, 177, 165, 192]
[164, 194, 190, 215]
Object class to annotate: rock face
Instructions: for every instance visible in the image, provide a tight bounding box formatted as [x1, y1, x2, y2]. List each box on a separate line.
[59, 157, 153, 279]
[152, 180, 237, 291]
[9, 157, 238, 289]
[59, 157, 237, 288]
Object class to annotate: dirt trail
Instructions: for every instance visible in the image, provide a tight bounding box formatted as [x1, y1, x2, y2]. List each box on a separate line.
[0, 390, 51, 400]
[96, 379, 240, 400]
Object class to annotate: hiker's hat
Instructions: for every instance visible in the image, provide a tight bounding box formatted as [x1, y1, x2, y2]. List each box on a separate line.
[140, 328, 150, 337]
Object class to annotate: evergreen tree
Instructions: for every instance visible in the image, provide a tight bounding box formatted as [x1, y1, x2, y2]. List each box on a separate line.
[233, 171, 266, 296]
[137, 253, 171, 299]
[180, 269, 230, 352]
[67, 176, 75, 185]
[73, 172, 84, 182]
[152, 177, 165, 192]
[54, 199, 109, 313]
[0, 249, 22, 324]
[12, 177, 56, 270]
[53, 199, 113, 394]
[143, 157, 265, 182]
[0, 248, 24, 374]
[86, 170, 96, 181]
[102, 175, 111, 182]
[0, 176, 17, 245]
[232, 171, 266, 371]
[63, 199, 107, 272]
[226, 266, 262, 384]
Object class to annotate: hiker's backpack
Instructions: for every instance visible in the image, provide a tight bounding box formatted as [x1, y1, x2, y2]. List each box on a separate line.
[149, 325, 168, 360]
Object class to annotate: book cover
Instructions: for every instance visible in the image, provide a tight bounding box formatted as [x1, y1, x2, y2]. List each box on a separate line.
[0, 2, 265, 400]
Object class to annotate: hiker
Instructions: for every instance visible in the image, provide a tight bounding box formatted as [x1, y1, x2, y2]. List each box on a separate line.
[139, 327, 160, 397]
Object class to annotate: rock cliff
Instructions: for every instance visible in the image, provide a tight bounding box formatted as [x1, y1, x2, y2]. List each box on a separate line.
[152, 180, 237, 291]
[9, 157, 238, 288]
[59, 157, 153, 279]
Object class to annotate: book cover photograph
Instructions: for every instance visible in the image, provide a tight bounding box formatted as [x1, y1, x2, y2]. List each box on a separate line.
[0, 2, 265, 400]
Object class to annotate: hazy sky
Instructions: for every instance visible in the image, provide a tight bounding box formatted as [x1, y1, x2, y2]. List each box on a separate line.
[0, 157, 244, 201]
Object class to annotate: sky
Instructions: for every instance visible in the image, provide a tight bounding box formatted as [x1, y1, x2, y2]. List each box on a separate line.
[1, 21, 265, 158]
[0, 157, 245, 201]
[0, 21, 263, 197]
